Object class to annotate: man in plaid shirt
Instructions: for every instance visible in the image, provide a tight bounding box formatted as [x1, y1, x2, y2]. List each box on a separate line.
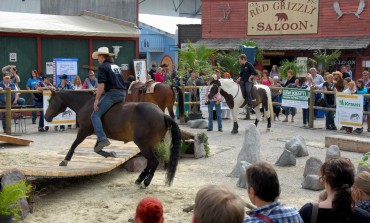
[244, 162, 303, 223]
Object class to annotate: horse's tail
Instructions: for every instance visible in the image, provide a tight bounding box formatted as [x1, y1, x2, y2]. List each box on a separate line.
[171, 85, 185, 120]
[164, 114, 181, 186]
[265, 87, 274, 121]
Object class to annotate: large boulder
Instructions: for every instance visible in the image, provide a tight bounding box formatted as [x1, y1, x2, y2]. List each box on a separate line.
[303, 157, 323, 177]
[285, 136, 309, 157]
[187, 119, 208, 129]
[275, 149, 296, 167]
[302, 175, 324, 191]
[325, 145, 341, 161]
[123, 156, 147, 172]
[1, 170, 30, 220]
[230, 124, 260, 177]
[237, 161, 251, 189]
[194, 135, 206, 159]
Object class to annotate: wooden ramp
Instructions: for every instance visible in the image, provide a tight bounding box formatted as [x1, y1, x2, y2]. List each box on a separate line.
[0, 137, 140, 178]
[0, 134, 33, 146]
[325, 135, 370, 153]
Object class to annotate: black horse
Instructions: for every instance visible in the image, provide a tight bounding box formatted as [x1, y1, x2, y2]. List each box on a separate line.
[44, 91, 181, 188]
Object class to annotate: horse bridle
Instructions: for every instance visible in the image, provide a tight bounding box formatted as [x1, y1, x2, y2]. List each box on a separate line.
[212, 81, 240, 100]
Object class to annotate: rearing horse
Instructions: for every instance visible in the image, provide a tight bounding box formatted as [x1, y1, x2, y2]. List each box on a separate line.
[207, 79, 273, 134]
[44, 91, 181, 188]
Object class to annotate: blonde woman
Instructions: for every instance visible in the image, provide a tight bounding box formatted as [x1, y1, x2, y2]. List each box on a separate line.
[73, 76, 83, 90]
[352, 171, 370, 213]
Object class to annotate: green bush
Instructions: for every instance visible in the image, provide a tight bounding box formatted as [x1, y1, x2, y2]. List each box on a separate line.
[155, 136, 171, 164]
[359, 152, 370, 170]
[0, 180, 32, 221]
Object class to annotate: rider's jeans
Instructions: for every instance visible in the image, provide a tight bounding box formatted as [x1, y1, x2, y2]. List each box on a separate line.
[244, 81, 253, 107]
[91, 90, 125, 142]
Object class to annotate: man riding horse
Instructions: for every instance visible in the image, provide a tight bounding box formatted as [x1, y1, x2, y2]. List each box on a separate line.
[237, 54, 258, 113]
[91, 47, 126, 153]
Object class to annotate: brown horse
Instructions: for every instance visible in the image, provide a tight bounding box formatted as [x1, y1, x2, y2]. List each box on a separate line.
[44, 91, 181, 188]
[125, 81, 185, 120]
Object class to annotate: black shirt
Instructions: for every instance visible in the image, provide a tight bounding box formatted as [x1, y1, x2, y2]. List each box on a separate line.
[239, 62, 257, 82]
[149, 69, 156, 81]
[323, 81, 335, 105]
[299, 203, 370, 223]
[342, 71, 351, 79]
[98, 60, 126, 92]
[284, 76, 296, 87]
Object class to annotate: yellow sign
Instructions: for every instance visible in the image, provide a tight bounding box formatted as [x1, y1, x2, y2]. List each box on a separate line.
[247, 0, 319, 35]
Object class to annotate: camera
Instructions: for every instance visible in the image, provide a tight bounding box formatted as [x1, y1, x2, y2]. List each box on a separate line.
[205, 101, 210, 105]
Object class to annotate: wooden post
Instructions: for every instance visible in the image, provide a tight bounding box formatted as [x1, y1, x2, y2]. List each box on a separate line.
[308, 88, 315, 129]
[179, 84, 185, 124]
[5, 87, 12, 135]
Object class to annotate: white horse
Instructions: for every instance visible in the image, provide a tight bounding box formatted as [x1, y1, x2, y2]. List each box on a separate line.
[207, 79, 273, 134]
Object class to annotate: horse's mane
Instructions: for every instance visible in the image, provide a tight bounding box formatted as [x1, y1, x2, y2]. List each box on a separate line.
[219, 79, 237, 92]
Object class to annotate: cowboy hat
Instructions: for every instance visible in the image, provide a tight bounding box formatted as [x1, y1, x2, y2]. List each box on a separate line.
[92, 47, 114, 59]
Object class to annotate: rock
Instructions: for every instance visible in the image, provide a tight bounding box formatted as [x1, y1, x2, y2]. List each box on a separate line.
[123, 156, 147, 172]
[285, 135, 309, 157]
[358, 164, 370, 173]
[302, 175, 324, 191]
[275, 149, 296, 167]
[187, 119, 208, 129]
[237, 161, 251, 189]
[303, 157, 323, 177]
[325, 145, 341, 161]
[194, 135, 205, 159]
[1, 170, 30, 220]
[230, 124, 260, 178]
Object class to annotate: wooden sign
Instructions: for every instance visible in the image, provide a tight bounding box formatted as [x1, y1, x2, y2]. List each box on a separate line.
[247, 0, 319, 35]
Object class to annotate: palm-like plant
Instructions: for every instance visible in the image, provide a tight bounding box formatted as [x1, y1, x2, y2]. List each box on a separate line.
[278, 59, 305, 79]
[308, 49, 341, 73]
[215, 51, 240, 78]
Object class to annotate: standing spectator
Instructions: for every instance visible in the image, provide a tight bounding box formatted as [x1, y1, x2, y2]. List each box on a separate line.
[299, 157, 370, 222]
[270, 65, 280, 79]
[0, 75, 25, 132]
[301, 76, 313, 128]
[353, 79, 368, 134]
[244, 162, 303, 223]
[155, 67, 164, 83]
[206, 75, 223, 132]
[170, 64, 177, 83]
[193, 185, 245, 223]
[149, 64, 157, 81]
[352, 171, 370, 214]
[282, 78, 300, 123]
[223, 72, 232, 79]
[333, 71, 345, 92]
[2, 65, 21, 90]
[323, 74, 337, 130]
[163, 67, 171, 83]
[260, 70, 272, 86]
[34, 74, 55, 132]
[134, 197, 164, 223]
[363, 71, 370, 132]
[309, 67, 325, 118]
[346, 64, 353, 80]
[187, 72, 198, 113]
[26, 70, 41, 124]
[283, 70, 296, 87]
[55, 74, 74, 131]
[73, 76, 83, 90]
[271, 76, 282, 121]
[216, 69, 222, 79]
[82, 70, 98, 89]
[341, 65, 351, 80]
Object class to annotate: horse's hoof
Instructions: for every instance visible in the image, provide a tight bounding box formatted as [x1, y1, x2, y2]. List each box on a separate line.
[109, 151, 118, 158]
[231, 130, 238, 134]
[59, 160, 68, 166]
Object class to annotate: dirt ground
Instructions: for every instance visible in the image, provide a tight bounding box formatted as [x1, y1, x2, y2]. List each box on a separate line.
[0, 111, 369, 223]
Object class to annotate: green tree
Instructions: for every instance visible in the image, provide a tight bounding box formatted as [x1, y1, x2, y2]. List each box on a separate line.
[308, 49, 341, 73]
[215, 51, 240, 77]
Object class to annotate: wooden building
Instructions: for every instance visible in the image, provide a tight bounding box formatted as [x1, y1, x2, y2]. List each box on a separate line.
[198, 0, 370, 79]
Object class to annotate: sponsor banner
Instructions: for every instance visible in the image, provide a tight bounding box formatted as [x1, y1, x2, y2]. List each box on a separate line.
[199, 87, 229, 111]
[281, 88, 309, 108]
[336, 93, 364, 128]
[43, 91, 76, 126]
[247, 0, 319, 35]
[296, 57, 308, 77]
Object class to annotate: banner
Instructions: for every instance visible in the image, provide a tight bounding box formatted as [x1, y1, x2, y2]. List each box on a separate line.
[43, 91, 76, 126]
[199, 87, 229, 111]
[281, 88, 309, 108]
[247, 0, 319, 35]
[133, 59, 147, 83]
[335, 93, 364, 128]
[296, 57, 308, 77]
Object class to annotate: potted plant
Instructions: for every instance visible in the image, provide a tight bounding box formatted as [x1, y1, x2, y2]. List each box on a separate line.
[0, 180, 32, 222]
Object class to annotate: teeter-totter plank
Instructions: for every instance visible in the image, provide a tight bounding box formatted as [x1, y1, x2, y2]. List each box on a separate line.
[325, 135, 370, 153]
[0, 134, 33, 146]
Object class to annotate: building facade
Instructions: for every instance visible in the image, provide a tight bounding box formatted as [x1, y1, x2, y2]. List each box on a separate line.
[199, 0, 370, 79]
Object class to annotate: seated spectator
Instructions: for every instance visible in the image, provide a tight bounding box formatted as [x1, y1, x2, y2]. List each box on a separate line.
[135, 197, 164, 223]
[299, 157, 370, 222]
[352, 171, 370, 213]
[193, 185, 245, 223]
[244, 162, 303, 223]
[82, 70, 98, 89]
[0, 75, 25, 132]
[73, 76, 83, 90]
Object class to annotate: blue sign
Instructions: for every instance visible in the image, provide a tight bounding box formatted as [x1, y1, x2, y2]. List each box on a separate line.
[53, 58, 78, 86]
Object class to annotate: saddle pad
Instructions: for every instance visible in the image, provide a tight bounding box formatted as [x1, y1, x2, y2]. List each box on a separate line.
[127, 80, 140, 94]
[146, 82, 159, 94]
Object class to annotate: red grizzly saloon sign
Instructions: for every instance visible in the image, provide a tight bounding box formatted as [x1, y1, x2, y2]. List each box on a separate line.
[247, 0, 319, 35]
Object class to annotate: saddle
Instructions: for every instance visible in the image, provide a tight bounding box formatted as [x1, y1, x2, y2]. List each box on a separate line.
[239, 81, 259, 108]
[127, 80, 158, 101]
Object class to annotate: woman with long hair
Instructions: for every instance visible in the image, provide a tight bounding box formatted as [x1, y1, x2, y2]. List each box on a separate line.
[352, 171, 370, 213]
[353, 79, 368, 134]
[26, 70, 41, 124]
[299, 157, 370, 222]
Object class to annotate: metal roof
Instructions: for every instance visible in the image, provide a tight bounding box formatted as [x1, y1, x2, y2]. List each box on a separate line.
[195, 37, 370, 50]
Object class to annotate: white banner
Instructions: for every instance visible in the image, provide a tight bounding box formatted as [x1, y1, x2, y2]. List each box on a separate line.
[43, 91, 76, 126]
[199, 87, 229, 111]
[335, 93, 364, 128]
